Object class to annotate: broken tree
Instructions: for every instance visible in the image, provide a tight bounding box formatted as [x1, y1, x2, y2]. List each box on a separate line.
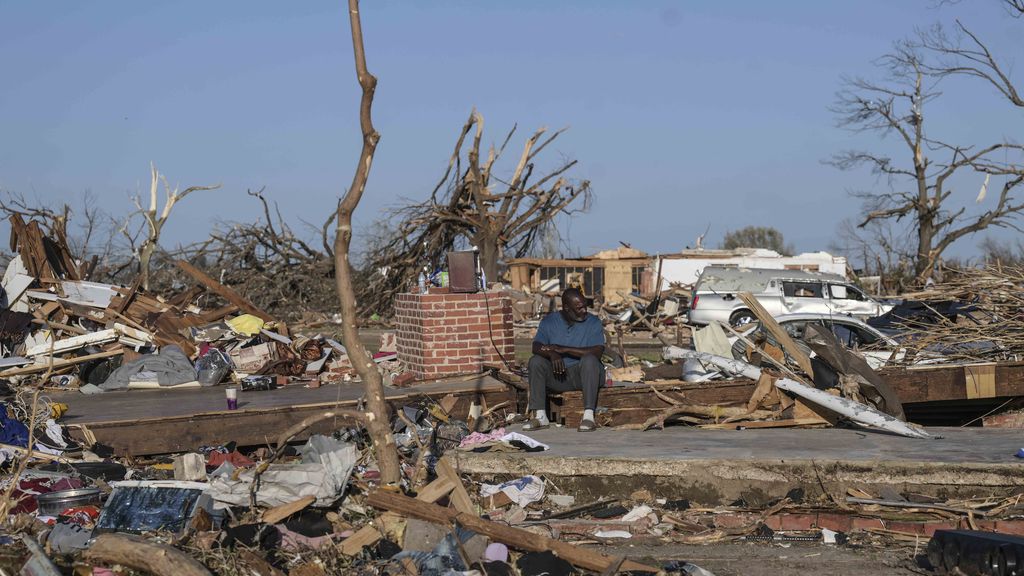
[333, 0, 401, 486]
[357, 110, 592, 316]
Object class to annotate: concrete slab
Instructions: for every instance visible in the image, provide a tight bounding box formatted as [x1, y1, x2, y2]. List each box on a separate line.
[449, 426, 1024, 504]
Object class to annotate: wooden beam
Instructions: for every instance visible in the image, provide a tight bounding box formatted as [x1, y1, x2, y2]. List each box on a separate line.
[737, 292, 814, 376]
[84, 534, 211, 576]
[366, 490, 659, 573]
[880, 362, 1024, 404]
[700, 418, 829, 430]
[262, 495, 316, 525]
[339, 476, 454, 555]
[0, 349, 122, 377]
[175, 260, 274, 322]
[436, 459, 475, 514]
[66, 385, 515, 457]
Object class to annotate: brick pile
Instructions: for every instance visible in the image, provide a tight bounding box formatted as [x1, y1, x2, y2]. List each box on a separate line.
[395, 290, 514, 380]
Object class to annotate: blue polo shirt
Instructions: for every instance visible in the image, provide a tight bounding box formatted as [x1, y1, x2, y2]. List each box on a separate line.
[533, 312, 605, 367]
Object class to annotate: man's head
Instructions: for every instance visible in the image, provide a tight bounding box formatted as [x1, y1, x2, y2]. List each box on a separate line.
[561, 288, 588, 323]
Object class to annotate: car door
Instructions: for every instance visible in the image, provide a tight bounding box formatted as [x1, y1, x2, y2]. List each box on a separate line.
[781, 281, 826, 314]
[824, 318, 894, 368]
[827, 283, 880, 318]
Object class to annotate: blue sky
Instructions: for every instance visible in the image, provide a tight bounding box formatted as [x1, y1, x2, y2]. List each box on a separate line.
[1, 1, 1022, 263]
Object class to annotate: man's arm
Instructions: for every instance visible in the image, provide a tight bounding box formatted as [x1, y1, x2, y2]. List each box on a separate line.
[536, 343, 604, 358]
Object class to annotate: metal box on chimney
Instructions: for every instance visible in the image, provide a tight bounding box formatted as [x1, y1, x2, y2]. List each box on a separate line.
[447, 251, 479, 293]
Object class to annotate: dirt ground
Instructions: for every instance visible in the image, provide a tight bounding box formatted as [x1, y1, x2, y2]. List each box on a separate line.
[599, 541, 926, 576]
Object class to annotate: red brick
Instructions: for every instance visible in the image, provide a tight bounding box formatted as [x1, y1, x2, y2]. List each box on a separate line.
[851, 517, 886, 531]
[993, 520, 1024, 536]
[814, 513, 853, 532]
[713, 512, 760, 529]
[779, 513, 817, 531]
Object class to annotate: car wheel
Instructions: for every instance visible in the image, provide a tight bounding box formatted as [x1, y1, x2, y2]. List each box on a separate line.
[729, 309, 756, 328]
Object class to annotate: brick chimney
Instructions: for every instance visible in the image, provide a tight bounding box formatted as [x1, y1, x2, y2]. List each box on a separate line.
[395, 290, 514, 380]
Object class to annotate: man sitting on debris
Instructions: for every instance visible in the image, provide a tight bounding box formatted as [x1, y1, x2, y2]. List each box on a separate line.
[524, 287, 605, 432]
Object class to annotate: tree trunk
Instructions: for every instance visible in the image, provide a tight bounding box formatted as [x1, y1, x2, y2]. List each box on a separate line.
[476, 231, 499, 284]
[139, 242, 155, 291]
[915, 215, 934, 281]
[335, 0, 402, 487]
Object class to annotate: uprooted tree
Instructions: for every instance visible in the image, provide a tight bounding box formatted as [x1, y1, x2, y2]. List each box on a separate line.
[357, 110, 591, 316]
[830, 39, 1024, 283]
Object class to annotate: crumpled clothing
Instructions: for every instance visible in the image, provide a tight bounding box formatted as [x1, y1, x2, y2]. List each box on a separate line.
[275, 524, 350, 551]
[392, 526, 476, 576]
[100, 345, 197, 390]
[465, 442, 518, 453]
[42, 419, 68, 449]
[207, 450, 255, 468]
[457, 431, 549, 453]
[458, 428, 507, 448]
[498, 432, 548, 451]
[47, 521, 92, 554]
[480, 475, 545, 508]
[0, 406, 29, 447]
[10, 477, 85, 514]
[484, 542, 509, 563]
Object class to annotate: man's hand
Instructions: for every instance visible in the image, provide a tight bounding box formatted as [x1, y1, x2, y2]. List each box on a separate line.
[539, 344, 566, 377]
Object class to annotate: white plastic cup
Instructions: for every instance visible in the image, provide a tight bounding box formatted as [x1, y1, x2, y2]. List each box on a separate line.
[225, 387, 238, 410]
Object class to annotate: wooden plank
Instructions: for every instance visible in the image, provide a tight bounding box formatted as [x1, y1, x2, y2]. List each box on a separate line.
[25, 329, 118, 357]
[700, 418, 828, 430]
[339, 476, 453, 555]
[0, 349, 122, 377]
[67, 385, 515, 457]
[602, 260, 632, 305]
[262, 496, 316, 525]
[965, 364, 997, 400]
[737, 292, 814, 376]
[436, 459, 475, 515]
[110, 275, 142, 317]
[554, 381, 757, 427]
[880, 362, 1024, 403]
[175, 260, 274, 322]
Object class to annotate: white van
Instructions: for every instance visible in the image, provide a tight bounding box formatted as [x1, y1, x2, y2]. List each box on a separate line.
[687, 266, 889, 327]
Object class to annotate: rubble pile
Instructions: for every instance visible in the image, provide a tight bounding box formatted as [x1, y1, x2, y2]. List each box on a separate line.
[0, 217, 387, 401]
[876, 265, 1024, 363]
[2, 216, 1023, 574]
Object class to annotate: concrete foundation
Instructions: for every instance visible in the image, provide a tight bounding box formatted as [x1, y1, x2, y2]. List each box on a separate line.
[449, 427, 1024, 505]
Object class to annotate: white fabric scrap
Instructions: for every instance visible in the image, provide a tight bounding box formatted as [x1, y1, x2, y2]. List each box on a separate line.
[594, 530, 632, 539]
[977, 173, 991, 203]
[621, 504, 658, 525]
[43, 419, 68, 449]
[479, 475, 545, 507]
[499, 432, 549, 451]
[207, 435, 357, 508]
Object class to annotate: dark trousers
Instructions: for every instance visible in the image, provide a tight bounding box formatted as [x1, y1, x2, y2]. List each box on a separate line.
[528, 354, 602, 412]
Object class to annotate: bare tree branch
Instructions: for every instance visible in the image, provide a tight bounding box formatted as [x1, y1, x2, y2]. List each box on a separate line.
[832, 40, 1024, 283]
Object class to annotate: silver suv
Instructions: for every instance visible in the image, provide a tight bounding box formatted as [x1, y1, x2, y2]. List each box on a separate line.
[687, 266, 889, 327]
